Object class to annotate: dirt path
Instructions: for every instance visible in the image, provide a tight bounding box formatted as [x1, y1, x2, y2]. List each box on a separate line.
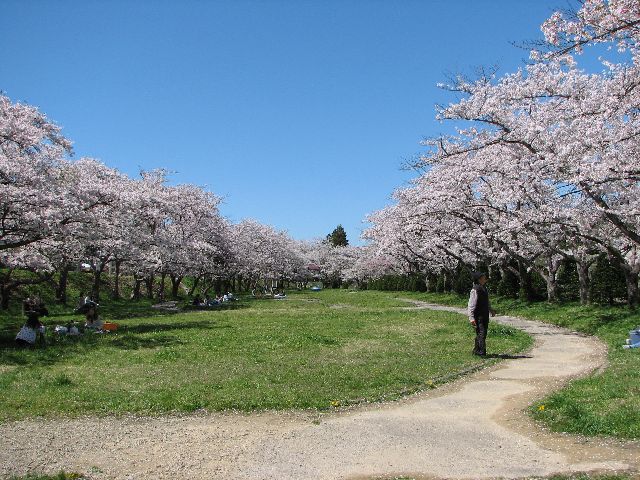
[1, 301, 638, 480]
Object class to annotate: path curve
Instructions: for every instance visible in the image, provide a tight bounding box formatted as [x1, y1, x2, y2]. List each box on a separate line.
[1, 302, 638, 480]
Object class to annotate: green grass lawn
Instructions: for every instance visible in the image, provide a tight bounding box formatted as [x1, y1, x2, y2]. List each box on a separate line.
[403, 291, 640, 441]
[0, 290, 531, 421]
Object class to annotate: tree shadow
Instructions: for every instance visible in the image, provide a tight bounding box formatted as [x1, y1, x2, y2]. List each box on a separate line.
[122, 319, 232, 334]
[584, 312, 626, 333]
[484, 353, 532, 359]
[106, 333, 183, 350]
[0, 319, 228, 367]
[0, 333, 183, 366]
[102, 300, 204, 319]
[182, 301, 246, 313]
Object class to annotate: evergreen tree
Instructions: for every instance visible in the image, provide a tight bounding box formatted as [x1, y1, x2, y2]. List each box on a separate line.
[327, 225, 349, 247]
[590, 254, 627, 305]
[557, 259, 580, 301]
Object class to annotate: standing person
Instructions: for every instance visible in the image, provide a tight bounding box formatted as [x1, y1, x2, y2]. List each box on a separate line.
[468, 272, 496, 356]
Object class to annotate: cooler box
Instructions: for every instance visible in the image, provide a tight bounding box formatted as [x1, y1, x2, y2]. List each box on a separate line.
[102, 322, 118, 332]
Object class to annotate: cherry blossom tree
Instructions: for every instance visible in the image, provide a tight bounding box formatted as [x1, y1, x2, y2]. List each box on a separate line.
[540, 0, 640, 58]
[229, 220, 305, 293]
[154, 183, 227, 299]
[0, 94, 74, 307]
[363, 0, 640, 306]
[403, 57, 636, 303]
[0, 93, 73, 252]
[342, 245, 402, 287]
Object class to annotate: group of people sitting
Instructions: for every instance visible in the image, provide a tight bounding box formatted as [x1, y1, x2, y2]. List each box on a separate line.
[14, 294, 105, 347]
[251, 287, 287, 298]
[192, 292, 236, 307]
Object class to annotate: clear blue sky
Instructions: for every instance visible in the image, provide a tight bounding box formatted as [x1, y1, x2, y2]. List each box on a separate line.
[1, 0, 576, 244]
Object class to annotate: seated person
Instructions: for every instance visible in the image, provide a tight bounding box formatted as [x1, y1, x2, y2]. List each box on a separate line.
[205, 296, 219, 306]
[84, 306, 104, 331]
[192, 295, 203, 306]
[75, 294, 98, 314]
[68, 322, 81, 336]
[15, 297, 48, 347]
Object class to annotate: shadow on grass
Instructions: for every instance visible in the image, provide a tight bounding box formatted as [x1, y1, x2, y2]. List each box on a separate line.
[182, 301, 246, 312]
[0, 296, 247, 349]
[484, 353, 532, 359]
[0, 333, 183, 366]
[121, 319, 230, 334]
[101, 299, 205, 319]
[0, 319, 224, 366]
[106, 333, 184, 350]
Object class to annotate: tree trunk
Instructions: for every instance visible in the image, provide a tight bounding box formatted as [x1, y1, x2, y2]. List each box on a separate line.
[132, 278, 143, 300]
[158, 273, 166, 300]
[188, 276, 201, 296]
[170, 275, 183, 299]
[145, 276, 154, 299]
[517, 260, 534, 302]
[576, 261, 591, 305]
[545, 275, 558, 303]
[92, 269, 102, 302]
[55, 264, 70, 305]
[111, 260, 122, 300]
[624, 269, 639, 309]
[91, 257, 110, 302]
[542, 257, 562, 303]
[0, 285, 10, 310]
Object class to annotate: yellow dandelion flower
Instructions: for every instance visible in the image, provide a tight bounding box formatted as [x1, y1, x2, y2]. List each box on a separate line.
[330, 400, 340, 407]
[538, 405, 545, 411]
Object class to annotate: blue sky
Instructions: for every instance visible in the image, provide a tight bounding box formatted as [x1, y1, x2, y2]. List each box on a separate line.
[1, 0, 576, 244]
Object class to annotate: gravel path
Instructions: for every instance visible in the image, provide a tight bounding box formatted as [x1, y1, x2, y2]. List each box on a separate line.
[1, 301, 638, 479]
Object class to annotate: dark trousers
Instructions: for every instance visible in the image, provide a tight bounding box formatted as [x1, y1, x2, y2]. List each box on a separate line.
[473, 317, 489, 356]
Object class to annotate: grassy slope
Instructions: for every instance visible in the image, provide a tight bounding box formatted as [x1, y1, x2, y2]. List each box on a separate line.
[0, 290, 531, 421]
[402, 291, 640, 440]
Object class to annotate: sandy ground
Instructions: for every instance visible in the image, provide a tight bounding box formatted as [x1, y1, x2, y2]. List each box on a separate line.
[1, 301, 638, 480]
